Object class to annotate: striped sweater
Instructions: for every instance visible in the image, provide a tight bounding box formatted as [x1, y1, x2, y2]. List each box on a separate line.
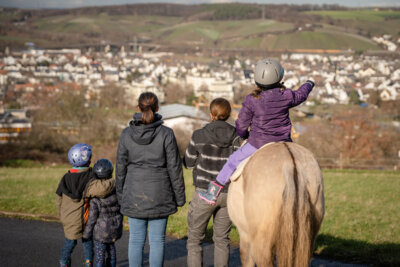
[183, 120, 242, 193]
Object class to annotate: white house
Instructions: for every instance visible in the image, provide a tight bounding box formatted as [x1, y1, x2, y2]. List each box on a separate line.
[186, 75, 234, 101]
[380, 86, 398, 101]
[127, 79, 165, 103]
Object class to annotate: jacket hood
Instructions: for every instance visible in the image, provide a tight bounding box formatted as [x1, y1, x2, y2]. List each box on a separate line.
[55, 168, 93, 199]
[203, 120, 237, 148]
[128, 113, 163, 145]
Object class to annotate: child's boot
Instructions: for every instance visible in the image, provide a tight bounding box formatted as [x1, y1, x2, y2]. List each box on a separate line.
[84, 259, 92, 267]
[198, 181, 223, 205]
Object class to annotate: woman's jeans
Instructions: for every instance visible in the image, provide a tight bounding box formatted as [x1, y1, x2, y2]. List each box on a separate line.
[216, 142, 258, 185]
[60, 238, 93, 264]
[128, 217, 168, 267]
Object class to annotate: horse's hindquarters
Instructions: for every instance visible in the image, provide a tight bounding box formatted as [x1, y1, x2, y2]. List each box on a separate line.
[227, 142, 324, 267]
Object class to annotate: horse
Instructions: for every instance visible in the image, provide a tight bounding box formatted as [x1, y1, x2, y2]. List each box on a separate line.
[227, 142, 325, 267]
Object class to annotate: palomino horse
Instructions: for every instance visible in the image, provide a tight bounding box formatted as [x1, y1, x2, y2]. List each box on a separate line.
[227, 142, 324, 267]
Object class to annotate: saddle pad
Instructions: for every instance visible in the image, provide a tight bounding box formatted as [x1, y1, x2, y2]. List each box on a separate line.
[230, 142, 276, 182]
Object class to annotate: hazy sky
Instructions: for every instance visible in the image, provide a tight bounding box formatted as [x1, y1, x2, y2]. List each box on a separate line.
[1, 0, 400, 9]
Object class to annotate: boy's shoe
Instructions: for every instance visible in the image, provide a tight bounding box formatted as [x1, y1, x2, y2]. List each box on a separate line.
[198, 181, 223, 205]
[59, 259, 70, 267]
[84, 259, 92, 267]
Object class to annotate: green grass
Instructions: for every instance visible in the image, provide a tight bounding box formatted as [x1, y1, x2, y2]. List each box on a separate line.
[0, 159, 42, 168]
[0, 166, 64, 215]
[316, 169, 400, 266]
[0, 166, 399, 265]
[306, 10, 400, 22]
[307, 10, 400, 39]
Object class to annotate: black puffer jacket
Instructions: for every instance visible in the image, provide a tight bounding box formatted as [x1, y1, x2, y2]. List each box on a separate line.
[83, 192, 123, 243]
[116, 113, 185, 219]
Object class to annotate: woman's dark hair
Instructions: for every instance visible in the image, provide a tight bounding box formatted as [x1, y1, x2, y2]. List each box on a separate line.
[251, 82, 286, 99]
[138, 92, 159, 124]
[210, 98, 231, 121]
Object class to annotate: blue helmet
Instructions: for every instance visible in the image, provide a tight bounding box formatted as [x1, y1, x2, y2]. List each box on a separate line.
[93, 158, 113, 179]
[68, 143, 92, 167]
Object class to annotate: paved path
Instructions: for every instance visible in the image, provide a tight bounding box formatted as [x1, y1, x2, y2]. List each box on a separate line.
[0, 216, 369, 267]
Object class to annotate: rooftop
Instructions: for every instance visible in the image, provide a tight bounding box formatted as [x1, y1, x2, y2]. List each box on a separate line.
[159, 104, 208, 121]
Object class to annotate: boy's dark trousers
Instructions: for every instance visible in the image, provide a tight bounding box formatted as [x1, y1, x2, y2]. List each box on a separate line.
[60, 238, 93, 265]
[187, 188, 232, 267]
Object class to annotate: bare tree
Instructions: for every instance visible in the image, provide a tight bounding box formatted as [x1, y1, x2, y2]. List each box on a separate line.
[234, 83, 254, 104]
[163, 82, 194, 104]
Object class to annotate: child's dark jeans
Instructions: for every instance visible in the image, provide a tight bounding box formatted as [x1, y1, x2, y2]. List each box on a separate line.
[60, 237, 93, 264]
[94, 240, 117, 267]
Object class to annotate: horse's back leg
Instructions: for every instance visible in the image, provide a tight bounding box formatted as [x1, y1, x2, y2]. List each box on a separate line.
[250, 232, 274, 267]
[238, 232, 255, 267]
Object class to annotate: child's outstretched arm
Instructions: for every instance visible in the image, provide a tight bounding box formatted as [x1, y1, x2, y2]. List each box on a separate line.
[288, 80, 315, 107]
[83, 198, 100, 239]
[235, 95, 254, 139]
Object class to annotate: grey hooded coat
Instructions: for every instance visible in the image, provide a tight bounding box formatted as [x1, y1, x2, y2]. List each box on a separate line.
[116, 113, 185, 219]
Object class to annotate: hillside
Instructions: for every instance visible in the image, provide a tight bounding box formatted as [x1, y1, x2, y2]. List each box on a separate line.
[0, 4, 398, 52]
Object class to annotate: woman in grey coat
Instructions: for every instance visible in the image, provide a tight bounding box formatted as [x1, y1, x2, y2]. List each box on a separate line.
[116, 92, 185, 267]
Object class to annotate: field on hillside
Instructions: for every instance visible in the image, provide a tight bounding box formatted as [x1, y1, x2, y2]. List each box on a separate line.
[307, 10, 400, 21]
[32, 15, 295, 46]
[158, 19, 294, 43]
[33, 14, 183, 36]
[223, 30, 380, 50]
[307, 9, 400, 39]
[3, 12, 379, 51]
[274, 31, 379, 50]
[0, 165, 399, 266]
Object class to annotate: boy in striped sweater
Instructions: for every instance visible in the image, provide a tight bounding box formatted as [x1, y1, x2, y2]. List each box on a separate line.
[184, 98, 242, 267]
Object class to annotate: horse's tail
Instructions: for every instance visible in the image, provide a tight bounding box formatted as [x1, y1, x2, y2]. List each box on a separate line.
[276, 143, 320, 267]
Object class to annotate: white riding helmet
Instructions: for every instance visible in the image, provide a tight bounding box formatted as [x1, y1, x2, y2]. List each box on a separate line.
[254, 58, 284, 87]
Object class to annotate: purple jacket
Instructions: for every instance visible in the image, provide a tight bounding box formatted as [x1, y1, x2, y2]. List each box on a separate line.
[236, 81, 314, 148]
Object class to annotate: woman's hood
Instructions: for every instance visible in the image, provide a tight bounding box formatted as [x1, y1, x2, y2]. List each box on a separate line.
[128, 113, 163, 145]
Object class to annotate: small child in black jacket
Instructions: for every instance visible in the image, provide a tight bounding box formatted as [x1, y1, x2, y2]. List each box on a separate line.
[83, 159, 123, 267]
